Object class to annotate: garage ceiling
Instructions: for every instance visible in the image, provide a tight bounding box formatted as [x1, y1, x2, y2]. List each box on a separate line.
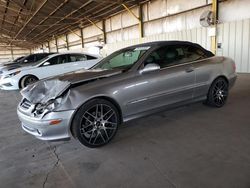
[0, 0, 146, 48]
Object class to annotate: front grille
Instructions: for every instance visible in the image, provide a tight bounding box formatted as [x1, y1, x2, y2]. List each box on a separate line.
[20, 99, 32, 110]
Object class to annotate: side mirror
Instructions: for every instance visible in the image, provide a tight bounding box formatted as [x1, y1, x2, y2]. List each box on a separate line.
[139, 63, 160, 74]
[43, 62, 50, 66]
[24, 59, 28, 63]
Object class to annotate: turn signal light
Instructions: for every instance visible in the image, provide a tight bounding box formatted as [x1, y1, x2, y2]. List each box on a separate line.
[49, 119, 62, 125]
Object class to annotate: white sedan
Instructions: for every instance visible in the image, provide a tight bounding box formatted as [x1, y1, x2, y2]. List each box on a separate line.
[0, 53, 101, 90]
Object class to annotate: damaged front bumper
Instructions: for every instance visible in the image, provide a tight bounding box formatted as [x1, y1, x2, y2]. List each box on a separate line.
[17, 106, 75, 141]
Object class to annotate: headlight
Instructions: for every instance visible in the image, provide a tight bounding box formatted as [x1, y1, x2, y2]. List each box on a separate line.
[4, 70, 21, 78]
[45, 97, 62, 111]
[35, 97, 62, 115]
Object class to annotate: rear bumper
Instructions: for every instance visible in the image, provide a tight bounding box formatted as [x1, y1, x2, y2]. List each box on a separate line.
[17, 108, 75, 141]
[228, 74, 237, 89]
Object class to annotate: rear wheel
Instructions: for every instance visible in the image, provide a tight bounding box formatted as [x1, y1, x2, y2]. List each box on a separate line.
[206, 77, 229, 107]
[20, 75, 38, 88]
[72, 99, 120, 148]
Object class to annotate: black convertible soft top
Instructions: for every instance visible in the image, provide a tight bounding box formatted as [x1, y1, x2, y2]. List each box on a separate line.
[126, 40, 214, 57]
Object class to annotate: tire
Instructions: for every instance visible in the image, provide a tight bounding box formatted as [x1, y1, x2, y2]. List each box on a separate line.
[20, 75, 38, 88]
[72, 99, 120, 148]
[206, 77, 229, 107]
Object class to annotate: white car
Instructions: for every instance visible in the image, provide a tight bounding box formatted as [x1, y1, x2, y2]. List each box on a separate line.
[0, 53, 101, 90]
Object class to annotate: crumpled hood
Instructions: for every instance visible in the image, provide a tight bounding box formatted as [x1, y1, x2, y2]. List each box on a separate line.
[21, 69, 122, 104]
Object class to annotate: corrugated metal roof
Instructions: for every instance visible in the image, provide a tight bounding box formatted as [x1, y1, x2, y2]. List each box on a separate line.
[0, 0, 146, 48]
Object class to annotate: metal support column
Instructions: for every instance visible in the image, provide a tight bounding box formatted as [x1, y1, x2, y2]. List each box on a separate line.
[211, 0, 219, 54]
[102, 20, 107, 44]
[55, 37, 58, 52]
[122, 3, 143, 38]
[80, 28, 84, 48]
[10, 46, 14, 60]
[47, 41, 50, 52]
[138, 3, 144, 38]
[65, 34, 69, 50]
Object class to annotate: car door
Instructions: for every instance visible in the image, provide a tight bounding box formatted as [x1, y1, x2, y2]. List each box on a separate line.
[124, 45, 196, 116]
[181, 45, 216, 99]
[36, 54, 69, 79]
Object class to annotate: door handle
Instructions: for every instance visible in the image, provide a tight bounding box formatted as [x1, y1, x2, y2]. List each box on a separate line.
[185, 67, 194, 73]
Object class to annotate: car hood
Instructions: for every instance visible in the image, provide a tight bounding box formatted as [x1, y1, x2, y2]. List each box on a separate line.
[21, 69, 122, 104]
[0, 64, 34, 75]
[0, 64, 21, 72]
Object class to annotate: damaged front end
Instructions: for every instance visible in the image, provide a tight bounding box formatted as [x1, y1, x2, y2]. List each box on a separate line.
[19, 79, 71, 118]
[17, 79, 75, 141]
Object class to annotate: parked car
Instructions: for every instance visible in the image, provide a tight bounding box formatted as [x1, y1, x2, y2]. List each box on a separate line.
[10, 56, 25, 63]
[0, 53, 53, 71]
[0, 53, 101, 90]
[17, 41, 237, 147]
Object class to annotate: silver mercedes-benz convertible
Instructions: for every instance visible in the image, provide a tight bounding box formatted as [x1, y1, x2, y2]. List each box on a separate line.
[17, 41, 237, 147]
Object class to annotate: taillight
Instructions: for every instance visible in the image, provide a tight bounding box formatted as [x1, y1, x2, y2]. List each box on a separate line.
[232, 63, 236, 72]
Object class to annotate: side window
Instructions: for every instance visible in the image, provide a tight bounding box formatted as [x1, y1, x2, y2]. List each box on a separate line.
[69, 54, 87, 62]
[86, 55, 97, 60]
[25, 55, 35, 63]
[182, 45, 207, 62]
[35, 54, 47, 61]
[46, 55, 68, 66]
[145, 46, 185, 68]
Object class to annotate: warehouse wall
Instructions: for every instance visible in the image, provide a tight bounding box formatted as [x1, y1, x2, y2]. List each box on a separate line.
[0, 46, 31, 64]
[34, 0, 250, 72]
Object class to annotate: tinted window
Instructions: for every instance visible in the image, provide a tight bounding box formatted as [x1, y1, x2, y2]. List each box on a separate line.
[182, 45, 207, 62]
[86, 55, 97, 60]
[35, 54, 48, 61]
[46, 55, 68, 65]
[24, 55, 35, 63]
[146, 45, 185, 68]
[69, 54, 87, 62]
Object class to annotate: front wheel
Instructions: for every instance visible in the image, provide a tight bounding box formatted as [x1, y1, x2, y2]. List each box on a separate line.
[206, 77, 229, 107]
[72, 99, 120, 148]
[20, 75, 38, 88]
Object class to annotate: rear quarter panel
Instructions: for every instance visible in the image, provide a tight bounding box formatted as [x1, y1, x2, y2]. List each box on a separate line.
[193, 56, 236, 99]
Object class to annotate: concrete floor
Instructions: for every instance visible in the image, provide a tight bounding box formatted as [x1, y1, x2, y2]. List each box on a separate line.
[0, 74, 250, 188]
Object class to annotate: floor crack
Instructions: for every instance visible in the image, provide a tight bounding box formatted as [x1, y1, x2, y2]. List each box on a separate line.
[42, 146, 60, 188]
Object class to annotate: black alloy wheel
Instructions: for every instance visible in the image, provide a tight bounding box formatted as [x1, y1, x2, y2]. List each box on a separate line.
[207, 77, 229, 107]
[72, 99, 120, 148]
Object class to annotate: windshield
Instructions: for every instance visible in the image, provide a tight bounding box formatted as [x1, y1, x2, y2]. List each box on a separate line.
[93, 46, 151, 70]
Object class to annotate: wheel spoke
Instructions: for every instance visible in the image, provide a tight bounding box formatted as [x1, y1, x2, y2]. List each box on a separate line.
[82, 115, 93, 124]
[100, 104, 103, 118]
[86, 111, 96, 119]
[103, 109, 112, 118]
[99, 131, 106, 143]
[89, 131, 96, 143]
[106, 121, 117, 126]
[92, 132, 99, 144]
[95, 105, 99, 118]
[105, 127, 116, 130]
[102, 129, 109, 139]
[105, 112, 115, 121]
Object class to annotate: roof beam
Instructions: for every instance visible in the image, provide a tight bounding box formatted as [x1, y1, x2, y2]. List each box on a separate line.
[34, 3, 115, 42]
[11, 0, 48, 42]
[29, 0, 93, 41]
[23, 0, 69, 39]
[0, 0, 10, 34]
